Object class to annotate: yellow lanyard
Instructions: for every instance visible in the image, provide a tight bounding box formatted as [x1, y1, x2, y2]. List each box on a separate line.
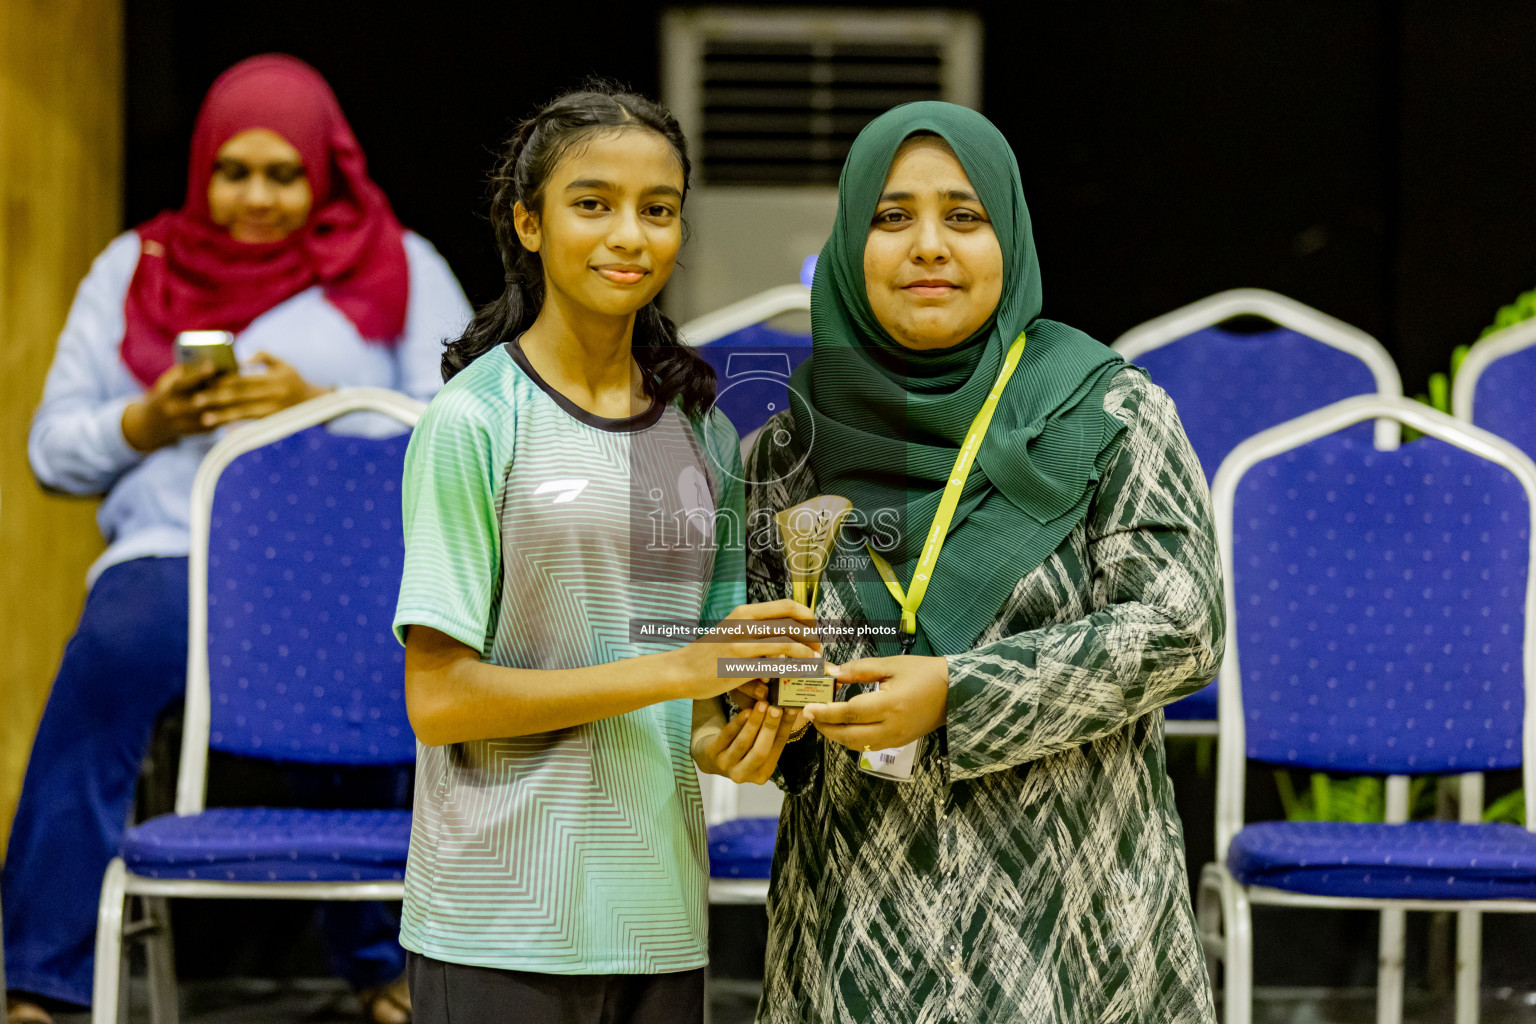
[866, 332, 1026, 654]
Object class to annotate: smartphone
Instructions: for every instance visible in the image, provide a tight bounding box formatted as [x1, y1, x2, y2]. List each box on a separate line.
[174, 330, 239, 375]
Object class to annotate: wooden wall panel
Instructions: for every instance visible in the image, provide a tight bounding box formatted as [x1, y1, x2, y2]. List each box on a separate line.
[0, 0, 123, 852]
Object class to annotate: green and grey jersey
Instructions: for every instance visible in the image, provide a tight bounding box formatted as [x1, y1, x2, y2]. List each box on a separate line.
[393, 339, 744, 974]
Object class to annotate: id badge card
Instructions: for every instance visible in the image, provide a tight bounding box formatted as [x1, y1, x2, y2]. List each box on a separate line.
[854, 681, 917, 782]
[858, 740, 917, 781]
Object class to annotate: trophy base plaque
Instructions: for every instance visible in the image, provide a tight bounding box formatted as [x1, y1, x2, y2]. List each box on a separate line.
[768, 676, 836, 708]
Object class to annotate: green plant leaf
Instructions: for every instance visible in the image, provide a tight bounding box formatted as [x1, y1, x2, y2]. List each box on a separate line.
[1449, 344, 1470, 380]
[1275, 771, 1309, 821]
[1427, 373, 1450, 414]
[1483, 789, 1526, 825]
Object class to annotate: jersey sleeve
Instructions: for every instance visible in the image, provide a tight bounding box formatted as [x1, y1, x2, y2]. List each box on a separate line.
[393, 381, 510, 652]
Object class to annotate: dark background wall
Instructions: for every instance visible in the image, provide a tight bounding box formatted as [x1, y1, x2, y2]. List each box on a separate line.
[126, 1, 1536, 397]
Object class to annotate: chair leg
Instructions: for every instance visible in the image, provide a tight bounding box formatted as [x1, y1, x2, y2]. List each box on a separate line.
[144, 897, 179, 1024]
[1376, 908, 1407, 1024]
[1196, 864, 1225, 992]
[92, 859, 129, 1024]
[1454, 774, 1485, 1024]
[1455, 909, 1481, 1024]
[1218, 873, 1252, 1024]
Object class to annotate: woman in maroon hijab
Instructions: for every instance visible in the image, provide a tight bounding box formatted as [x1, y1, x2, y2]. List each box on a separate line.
[120, 53, 411, 395]
[8, 55, 469, 1024]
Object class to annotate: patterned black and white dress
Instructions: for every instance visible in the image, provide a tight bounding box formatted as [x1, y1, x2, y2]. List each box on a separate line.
[745, 369, 1223, 1024]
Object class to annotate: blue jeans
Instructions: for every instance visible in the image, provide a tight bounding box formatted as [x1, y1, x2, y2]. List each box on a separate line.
[2, 557, 405, 1008]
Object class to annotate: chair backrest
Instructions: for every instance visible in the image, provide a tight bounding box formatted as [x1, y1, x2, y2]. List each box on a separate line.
[176, 388, 425, 815]
[1113, 289, 1403, 479]
[681, 285, 812, 450]
[1211, 396, 1536, 856]
[1452, 318, 1536, 463]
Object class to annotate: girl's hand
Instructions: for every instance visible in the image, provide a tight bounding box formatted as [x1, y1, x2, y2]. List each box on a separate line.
[693, 700, 805, 785]
[666, 599, 822, 701]
[801, 655, 949, 751]
[188, 351, 329, 428]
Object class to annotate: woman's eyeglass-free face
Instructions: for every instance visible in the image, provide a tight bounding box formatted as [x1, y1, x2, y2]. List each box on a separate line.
[207, 128, 312, 244]
[862, 135, 1004, 352]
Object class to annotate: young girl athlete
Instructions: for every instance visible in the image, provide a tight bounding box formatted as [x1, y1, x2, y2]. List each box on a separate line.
[392, 88, 811, 1024]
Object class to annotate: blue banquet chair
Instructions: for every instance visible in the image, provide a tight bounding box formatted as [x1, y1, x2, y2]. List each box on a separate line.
[90, 387, 424, 1024]
[1196, 395, 1536, 1024]
[1114, 289, 1403, 735]
[1453, 317, 1536, 465]
[682, 283, 811, 459]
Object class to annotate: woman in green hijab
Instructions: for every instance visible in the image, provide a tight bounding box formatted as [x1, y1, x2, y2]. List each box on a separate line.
[740, 103, 1223, 1023]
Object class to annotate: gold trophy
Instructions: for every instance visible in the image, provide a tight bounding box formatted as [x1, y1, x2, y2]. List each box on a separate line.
[767, 495, 852, 707]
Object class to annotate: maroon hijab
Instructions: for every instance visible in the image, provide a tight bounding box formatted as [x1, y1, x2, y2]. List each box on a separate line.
[121, 54, 409, 387]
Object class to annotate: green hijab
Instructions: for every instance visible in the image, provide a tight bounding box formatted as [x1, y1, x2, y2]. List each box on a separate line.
[787, 101, 1131, 657]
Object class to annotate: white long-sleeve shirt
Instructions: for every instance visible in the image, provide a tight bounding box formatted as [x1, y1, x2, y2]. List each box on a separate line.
[30, 229, 472, 585]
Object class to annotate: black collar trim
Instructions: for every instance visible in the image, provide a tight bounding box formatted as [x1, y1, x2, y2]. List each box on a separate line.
[504, 336, 665, 433]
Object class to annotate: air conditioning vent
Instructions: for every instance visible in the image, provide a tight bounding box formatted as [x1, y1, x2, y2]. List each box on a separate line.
[664, 10, 982, 186]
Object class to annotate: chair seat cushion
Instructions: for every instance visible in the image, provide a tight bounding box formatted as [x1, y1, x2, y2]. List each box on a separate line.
[123, 807, 411, 882]
[1164, 680, 1217, 721]
[708, 816, 778, 879]
[1228, 820, 1536, 900]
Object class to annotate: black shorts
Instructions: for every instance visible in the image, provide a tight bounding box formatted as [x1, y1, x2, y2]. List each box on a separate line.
[406, 952, 705, 1024]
